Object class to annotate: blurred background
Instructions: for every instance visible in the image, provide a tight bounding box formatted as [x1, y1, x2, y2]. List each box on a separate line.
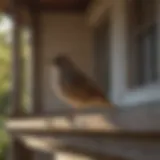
[0, 0, 160, 160]
[0, 14, 30, 160]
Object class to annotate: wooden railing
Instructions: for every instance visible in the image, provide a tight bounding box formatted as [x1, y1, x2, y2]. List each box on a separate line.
[5, 105, 160, 160]
[7, 0, 160, 159]
[8, 0, 43, 160]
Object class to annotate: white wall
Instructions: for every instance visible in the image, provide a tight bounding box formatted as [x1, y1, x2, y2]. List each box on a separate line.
[40, 13, 94, 112]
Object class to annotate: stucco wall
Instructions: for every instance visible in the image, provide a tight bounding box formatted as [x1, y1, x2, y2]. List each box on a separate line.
[40, 13, 94, 112]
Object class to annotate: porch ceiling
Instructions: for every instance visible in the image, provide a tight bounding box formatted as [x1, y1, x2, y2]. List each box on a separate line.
[0, 0, 92, 12]
[38, 0, 92, 11]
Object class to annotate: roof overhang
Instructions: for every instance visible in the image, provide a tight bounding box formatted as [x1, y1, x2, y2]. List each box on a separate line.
[0, 0, 92, 12]
[0, 0, 10, 12]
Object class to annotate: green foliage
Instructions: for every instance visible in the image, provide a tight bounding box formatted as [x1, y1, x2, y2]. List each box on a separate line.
[0, 14, 11, 160]
[0, 33, 11, 114]
[0, 14, 30, 160]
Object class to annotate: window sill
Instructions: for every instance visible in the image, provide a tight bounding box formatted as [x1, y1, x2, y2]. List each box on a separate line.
[118, 82, 160, 107]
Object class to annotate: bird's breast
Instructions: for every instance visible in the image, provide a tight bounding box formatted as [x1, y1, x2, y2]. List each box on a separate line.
[50, 67, 63, 96]
[50, 67, 82, 106]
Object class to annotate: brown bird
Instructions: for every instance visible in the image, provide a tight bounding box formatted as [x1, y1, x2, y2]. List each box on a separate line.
[50, 54, 113, 107]
[50, 54, 114, 125]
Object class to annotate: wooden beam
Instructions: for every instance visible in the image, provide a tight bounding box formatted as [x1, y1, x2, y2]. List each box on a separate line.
[19, 135, 127, 160]
[37, 3, 89, 12]
[8, 1, 35, 160]
[16, 0, 91, 12]
[7, 128, 160, 139]
[5, 105, 160, 132]
[17, 134, 160, 160]
[10, 0, 23, 117]
[5, 117, 160, 138]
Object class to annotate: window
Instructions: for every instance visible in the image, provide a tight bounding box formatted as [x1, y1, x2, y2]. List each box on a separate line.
[116, 0, 160, 106]
[91, 0, 160, 106]
[128, 0, 158, 88]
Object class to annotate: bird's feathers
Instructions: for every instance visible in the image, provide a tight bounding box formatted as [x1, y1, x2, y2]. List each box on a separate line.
[50, 54, 113, 108]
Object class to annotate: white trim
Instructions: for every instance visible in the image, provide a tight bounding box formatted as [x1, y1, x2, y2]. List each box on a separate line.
[109, 0, 128, 104]
[119, 82, 160, 107]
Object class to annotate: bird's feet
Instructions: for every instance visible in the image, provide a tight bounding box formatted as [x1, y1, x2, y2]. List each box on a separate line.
[68, 110, 82, 129]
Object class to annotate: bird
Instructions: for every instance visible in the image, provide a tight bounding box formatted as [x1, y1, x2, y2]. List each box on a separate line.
[49, 54, 114, 126]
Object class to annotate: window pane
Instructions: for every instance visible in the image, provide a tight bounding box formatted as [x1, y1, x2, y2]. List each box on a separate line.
[128, 0, 158, 88]
[136, 33, 146, 86]
[134, 24, 157, 86]
[149, 25, 158, 82]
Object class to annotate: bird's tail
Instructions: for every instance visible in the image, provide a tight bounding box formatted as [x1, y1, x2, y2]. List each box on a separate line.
[90, 98, 115, 108]
[99, 100, 115, 108]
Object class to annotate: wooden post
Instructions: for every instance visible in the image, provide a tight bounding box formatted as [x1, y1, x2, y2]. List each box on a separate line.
[10, 2, 23, 116]
[8, 138, 34, 160]
[8, 0, 35, 160]
[30, 7, 43, 114]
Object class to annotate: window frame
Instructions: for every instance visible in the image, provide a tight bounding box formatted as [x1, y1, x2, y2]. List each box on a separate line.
[128, 0, 158, 88]
[114, 0, 160, 107]
[89, 0, 160, 107]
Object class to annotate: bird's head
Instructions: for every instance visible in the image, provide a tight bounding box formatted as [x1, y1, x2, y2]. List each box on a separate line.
[51, 54, 74, 69]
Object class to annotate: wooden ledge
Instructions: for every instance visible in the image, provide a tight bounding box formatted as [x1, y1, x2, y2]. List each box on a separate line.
[5, 105, 160, 133]
[5, 113, 160, 139]
[5, 105, 160, 160]
[19, 135, 128, 160]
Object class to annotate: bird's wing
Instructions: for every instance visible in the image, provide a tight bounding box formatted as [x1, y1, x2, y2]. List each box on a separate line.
[62, 70, 107, 102]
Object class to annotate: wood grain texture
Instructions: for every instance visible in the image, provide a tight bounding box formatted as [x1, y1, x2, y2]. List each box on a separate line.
[18, 134, 160, 160]
[6, 105, 160, 132]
